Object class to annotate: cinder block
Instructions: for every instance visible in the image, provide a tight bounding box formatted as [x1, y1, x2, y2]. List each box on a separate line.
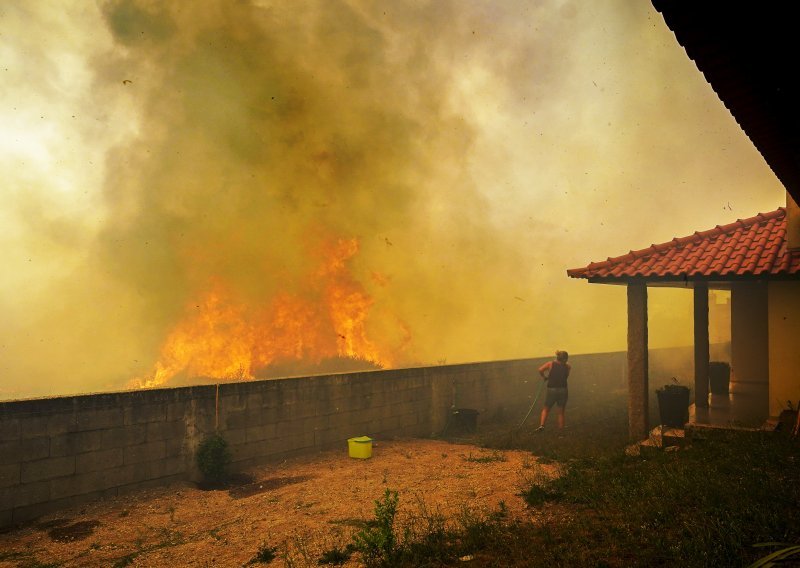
[0, 437, 49, 465]
[0, 463, 20, 488]
[124, 403, 167, 426]
[132, 456, 185, 481]
[223, 410, 248, 430]
[166, 401, 189, 422]
[0, 480, 50, 509]
[245, 393, 263, 409]
[21, 456, 75, 484]
[50, 467, 133, 500]
[258, 405, 279, 424]
[0, 418, 20, 441]
[17, 416, 48, 439]
[76, 448, 124, 474]
[222, 428, 247, 446]
[13, 493, 87, 525]
[0, 508, 11, 529]
[314, 428, 345, 448]
[164, 436, 189, 457]
[46, 413, 78, 437]
[244, 423, 277, 443]
[101, 425, 147, 449]
[230, 440, 269, 462]
[123, 440, 166, 465]
[301, 414, 327, 433]
[145, 420, 185, 442]
[77, 408, 123, 431]
[50, 430, 104, 457]
[245, 409, 264, 428]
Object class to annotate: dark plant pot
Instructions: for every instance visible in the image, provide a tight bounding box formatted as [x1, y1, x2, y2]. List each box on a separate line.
[452, 408, 479, 433]
[778, 409, 798, 434]
[656, 385, 690, 428]
[709, 361, 731, 395]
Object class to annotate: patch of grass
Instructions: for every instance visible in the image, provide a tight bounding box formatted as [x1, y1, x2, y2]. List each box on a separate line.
[248, 543, 279, 565]
[317, 544, 355, 565]
[519, 429, 800, 567]
[327, 517, 368, 529]
[462, 450, 507, 463]
[112, 553, 138, 568]
[18, 561, 61, 568]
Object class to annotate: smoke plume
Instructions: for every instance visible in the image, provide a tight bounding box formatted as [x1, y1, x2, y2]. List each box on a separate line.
[0, 0, 784, 398]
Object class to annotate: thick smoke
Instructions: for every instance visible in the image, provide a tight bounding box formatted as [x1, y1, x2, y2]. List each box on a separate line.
[0, 0, 784, 398]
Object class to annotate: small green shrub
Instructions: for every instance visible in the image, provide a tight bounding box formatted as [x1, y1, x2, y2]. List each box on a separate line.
[352, 489, 400, 567]
[196, 433, 231, 483]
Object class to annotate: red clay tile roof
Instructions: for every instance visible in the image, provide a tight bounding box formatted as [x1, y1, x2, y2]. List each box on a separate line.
[567, 208, 800, 282]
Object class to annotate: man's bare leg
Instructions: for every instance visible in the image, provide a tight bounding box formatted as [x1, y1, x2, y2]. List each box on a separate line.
[539, 406, 550, 429]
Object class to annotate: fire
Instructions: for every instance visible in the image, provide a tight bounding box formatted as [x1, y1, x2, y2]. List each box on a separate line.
[132, 235, 403, 389]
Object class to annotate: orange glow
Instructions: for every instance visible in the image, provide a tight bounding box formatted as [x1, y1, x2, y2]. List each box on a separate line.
[131, 235, 400, 389]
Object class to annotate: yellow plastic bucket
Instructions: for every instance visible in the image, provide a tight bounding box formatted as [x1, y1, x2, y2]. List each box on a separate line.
[347, 436, 373, 459]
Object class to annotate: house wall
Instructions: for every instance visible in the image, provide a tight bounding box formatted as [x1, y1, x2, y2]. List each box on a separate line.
[767, 280, 800, 416]
[731, 281, 769, 384]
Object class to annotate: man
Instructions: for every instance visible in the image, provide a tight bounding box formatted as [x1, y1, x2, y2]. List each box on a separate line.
[536, 350, 570, 432]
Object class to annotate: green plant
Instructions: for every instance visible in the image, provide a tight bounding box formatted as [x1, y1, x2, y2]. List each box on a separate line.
[462, 450, 506, 463]
[248, 543, 278, 564]
[352, 489, 400, 567]
[196, 433, 231, 483]
[317, 544, 354, 565]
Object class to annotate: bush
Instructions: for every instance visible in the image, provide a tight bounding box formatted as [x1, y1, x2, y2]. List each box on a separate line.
[196, 433, 231, 484]
[352, 489, 400, 567]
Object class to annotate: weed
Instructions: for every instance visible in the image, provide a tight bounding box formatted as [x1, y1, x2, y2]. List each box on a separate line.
[248, 543, 279, 565]
[462, 450, 507, 463]
[317, 544, 355, 565]
[352, 489, 400, 567]
[18, 561, 61, 568]
[112, 553, 138, 568]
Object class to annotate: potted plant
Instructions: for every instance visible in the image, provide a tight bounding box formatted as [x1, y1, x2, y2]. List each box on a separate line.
[709, 361, 731, 395]
[656, 378, 691, 428]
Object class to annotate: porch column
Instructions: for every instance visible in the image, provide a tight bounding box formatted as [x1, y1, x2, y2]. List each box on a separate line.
[627, 282, 649, 441]
[694, 282, 710, 408]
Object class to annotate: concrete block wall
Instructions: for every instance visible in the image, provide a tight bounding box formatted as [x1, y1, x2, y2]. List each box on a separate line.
[0, 346, 706, 528]
[0, 387, 216, 527]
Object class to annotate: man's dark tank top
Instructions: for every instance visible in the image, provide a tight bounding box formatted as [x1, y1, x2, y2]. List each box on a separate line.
[548, 361, 569, 389]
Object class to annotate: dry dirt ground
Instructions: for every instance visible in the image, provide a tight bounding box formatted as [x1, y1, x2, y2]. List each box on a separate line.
[0, 439, 559, 567]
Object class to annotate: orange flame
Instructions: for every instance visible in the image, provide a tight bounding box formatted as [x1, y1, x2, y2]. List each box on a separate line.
[132, 235, 403, 389]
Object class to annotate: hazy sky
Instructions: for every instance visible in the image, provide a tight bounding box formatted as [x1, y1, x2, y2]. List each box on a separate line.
[0, 1, 785, 398]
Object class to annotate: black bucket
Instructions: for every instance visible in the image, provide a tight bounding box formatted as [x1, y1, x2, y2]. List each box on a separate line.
[709, 361, 730, 395]
[656, 385, 690, 428]
[452, 408, 479, 433]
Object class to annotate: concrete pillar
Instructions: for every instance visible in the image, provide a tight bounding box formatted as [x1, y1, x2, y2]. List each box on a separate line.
[627, 282, 649, 441]
[731, 281, 769, 385]
[694, 282, 710, 408]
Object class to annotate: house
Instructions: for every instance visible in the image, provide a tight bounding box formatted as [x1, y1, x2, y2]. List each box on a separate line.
[568, 199, 800, 440]
[568, 3, 800, 440]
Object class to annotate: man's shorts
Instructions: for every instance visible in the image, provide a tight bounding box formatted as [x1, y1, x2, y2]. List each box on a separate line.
[544, 387, 568, 408]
